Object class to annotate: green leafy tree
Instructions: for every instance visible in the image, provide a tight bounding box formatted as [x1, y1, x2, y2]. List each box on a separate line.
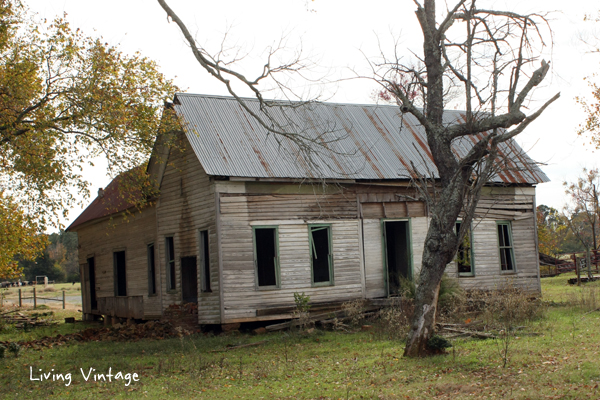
[536, 205, 568, 257]
[560, 212, 589, 254]
[47, 231, 79, 282]
[563, 168, 600, 251]
[19, 249, 65, 283]
[0, 0, 178, 277]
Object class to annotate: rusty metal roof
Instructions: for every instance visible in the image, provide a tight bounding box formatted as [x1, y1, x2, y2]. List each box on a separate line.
[174, 93, 548, 184]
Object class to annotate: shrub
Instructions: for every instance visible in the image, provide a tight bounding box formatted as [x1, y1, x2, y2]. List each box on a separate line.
[427, 335, 452, 352]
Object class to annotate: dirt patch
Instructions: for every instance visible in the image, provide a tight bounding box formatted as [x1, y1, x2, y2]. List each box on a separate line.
[1, 320, 193, 350]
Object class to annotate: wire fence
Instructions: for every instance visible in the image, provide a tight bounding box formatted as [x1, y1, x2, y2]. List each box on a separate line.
[16, 287, 66, 309]
[541, 251, 600, 285]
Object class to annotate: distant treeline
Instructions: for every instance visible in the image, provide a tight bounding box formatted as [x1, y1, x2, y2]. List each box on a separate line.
[17, 231, 79, 283]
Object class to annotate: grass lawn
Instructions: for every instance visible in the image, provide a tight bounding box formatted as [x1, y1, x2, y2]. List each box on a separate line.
[1, 274, 600, 399]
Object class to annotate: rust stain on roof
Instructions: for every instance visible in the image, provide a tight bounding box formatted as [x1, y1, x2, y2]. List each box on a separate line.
[402, 117, 434, 161]
[236, 103, 275, 177]
[364, 108, 417, 179]
[332, 106, 385, 179]
[173, 94, 548, 184]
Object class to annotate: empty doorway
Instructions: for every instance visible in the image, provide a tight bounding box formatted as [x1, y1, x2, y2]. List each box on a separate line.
[181, 256, 198, 304]
[384, 220, 411, 296]
[86, 257, 97, 310]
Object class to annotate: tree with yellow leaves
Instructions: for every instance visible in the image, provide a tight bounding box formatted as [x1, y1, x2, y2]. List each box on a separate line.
[0, 0, 177, 278]
[536, 205, 568, 258]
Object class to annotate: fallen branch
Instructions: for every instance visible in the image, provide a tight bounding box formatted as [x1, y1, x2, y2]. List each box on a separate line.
[210, 340, 268, 353]
[581, 307, 600, 318]
[439, 327, 496, 339]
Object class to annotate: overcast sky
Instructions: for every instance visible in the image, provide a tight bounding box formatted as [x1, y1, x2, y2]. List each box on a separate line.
[24, 0, 600, 226]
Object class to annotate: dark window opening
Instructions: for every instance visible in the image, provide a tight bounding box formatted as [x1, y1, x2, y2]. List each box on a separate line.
[147, 244, 156, 295]
[455, 222, 473, 276]
[181, 256, 198, 304]
[310, 225, 332, 285]
[254, 228, 278, 287]
[166, 237, 176, 290]
[384, 221, 411, 295]
[200, 230, 211, 292]
[497, 222, 515, 271]
[113, 251, 127, 297]
[87, 257, 97, 310]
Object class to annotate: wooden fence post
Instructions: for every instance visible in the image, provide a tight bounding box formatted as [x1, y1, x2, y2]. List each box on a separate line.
[18, 289, 21, 307]
[576, 257, 581, 286]
[62, 290, 65, 309]
[586, 249, 592, 279]
[33, 286, 37, 309]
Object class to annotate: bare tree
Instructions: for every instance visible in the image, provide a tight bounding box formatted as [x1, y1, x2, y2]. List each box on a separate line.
[370, 1, 559, 357]
[156, 0, 342, 167]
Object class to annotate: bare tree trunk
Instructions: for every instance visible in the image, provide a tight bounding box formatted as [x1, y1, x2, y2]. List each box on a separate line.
[404, 235, 446, 356]
[404, 185, 463, 357]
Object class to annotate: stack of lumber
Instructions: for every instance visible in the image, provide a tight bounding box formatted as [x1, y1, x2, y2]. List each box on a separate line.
[0, 310, 56, 329]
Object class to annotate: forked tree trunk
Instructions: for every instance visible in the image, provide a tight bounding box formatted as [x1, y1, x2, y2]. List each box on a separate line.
[403, 202, 460, 357]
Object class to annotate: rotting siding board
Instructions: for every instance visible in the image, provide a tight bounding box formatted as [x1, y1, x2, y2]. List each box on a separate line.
[155, 141, 220, 324]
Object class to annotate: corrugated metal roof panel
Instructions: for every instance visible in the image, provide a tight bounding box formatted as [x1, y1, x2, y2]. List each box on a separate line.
[174, 93, 549, 184]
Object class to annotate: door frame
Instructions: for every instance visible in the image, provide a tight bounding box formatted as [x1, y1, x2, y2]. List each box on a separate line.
[381, 218, 414, 296]
[180, 256, 199, 304]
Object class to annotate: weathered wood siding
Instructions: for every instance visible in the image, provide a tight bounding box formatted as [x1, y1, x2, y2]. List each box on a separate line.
[410, 217, 429, 278]
[155, 140, 220, 324]
[445, 189, 541, 293]
[75, 206, 160, 319]
[363, 219, 385, 299]
[97, 296, 144, 319]
[218, 187, 364, 323]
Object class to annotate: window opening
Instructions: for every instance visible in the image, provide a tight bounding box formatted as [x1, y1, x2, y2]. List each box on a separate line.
[254, 227, 278, 287]
[497, 222, 515, 271]
[200, 230, 211, 292]
[148, 244, 156, 295]
[113, 251, 127, 296]
[166, 237, 176, 290]
[310, 225, 332, 285]
[455, 222, 474, 276]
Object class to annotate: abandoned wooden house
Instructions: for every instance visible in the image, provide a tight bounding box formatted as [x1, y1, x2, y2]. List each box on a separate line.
[68, 93, 547, 325]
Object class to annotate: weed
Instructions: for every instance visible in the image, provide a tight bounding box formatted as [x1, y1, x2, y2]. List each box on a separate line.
[398, 276, 416, 298]
[342, 298, 366, 328]
[437, 274, 465, 318]
[293, 292, 311, 313]
[376, 297, 411, 340]
[293, 292, 312, 330]
[7, 342, 20, 358]
[476, 285, 544, 367]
